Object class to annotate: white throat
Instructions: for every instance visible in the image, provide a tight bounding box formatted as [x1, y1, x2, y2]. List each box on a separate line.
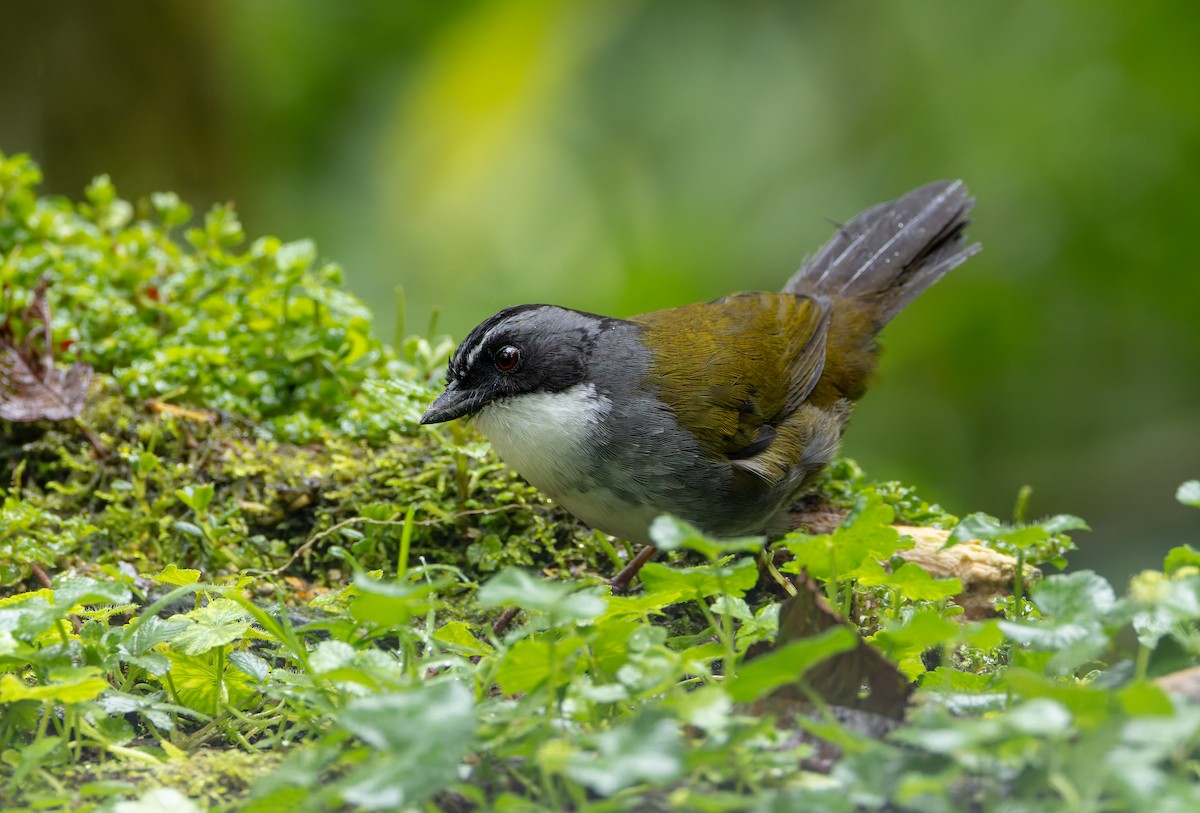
[473, 383, 609, 496]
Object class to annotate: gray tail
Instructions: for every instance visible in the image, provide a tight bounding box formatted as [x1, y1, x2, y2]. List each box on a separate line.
[783, 180, 980, 330]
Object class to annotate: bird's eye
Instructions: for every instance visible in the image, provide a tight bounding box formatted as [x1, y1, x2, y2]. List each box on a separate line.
[494, 345, 521, 372]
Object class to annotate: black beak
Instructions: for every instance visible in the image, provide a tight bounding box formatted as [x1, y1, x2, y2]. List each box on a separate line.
[420, 380, 481, 424]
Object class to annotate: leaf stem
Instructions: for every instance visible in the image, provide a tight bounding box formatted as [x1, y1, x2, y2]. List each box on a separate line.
[397, 504, 415, 578]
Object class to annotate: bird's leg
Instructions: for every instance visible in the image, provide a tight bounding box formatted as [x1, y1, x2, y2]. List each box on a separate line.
[608, 545, 658, 594]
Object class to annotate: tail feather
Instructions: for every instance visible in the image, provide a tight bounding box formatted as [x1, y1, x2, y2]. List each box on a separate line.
[784, 180, 980, 331]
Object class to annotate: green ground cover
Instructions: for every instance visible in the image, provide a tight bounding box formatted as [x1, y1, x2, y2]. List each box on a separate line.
[1, 153, 1198, 812]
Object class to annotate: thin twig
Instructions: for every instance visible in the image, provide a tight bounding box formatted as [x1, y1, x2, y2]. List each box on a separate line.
[491, 606, 521, 637]
[31, 564, 83, 632]
[29, 562, 53, 589]
[760, 550, 798, 597]
[75, 417, 109, 459]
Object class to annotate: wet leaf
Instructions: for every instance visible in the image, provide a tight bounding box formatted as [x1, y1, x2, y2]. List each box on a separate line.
[477, 568, 606, 624]
[336, 682, 474, 809]
[168, 598, 251, 656]
[639, 557, 760, 603]
[649, 514, 764, 559]
[565, 711, 683, 795]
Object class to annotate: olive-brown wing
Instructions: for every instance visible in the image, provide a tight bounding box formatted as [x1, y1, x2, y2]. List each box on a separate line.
[631, 292, 831, 461]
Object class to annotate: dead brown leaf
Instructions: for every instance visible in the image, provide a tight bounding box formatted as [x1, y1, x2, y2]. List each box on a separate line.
[747, 572, 911, 725]
[0, 278, 93, 422]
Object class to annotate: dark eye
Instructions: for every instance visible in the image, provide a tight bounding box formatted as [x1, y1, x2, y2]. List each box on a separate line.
[494, 345, 521, 372]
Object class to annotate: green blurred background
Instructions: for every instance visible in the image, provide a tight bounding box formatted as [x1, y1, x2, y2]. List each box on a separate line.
[4, 1, 1198, 582]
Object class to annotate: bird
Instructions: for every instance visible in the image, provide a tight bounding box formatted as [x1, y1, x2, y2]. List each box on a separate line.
[421, 180, 979, 589]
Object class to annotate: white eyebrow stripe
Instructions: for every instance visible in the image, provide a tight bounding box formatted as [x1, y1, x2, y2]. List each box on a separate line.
[463, 343, 481, 371]
[460, 324, 504, 374]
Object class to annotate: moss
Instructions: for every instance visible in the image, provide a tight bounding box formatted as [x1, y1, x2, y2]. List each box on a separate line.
[6, 746, 287, 812]
[3, 367, 615, 589]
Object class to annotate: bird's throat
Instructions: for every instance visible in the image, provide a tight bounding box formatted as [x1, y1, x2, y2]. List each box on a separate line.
[473, 383, 609, 497]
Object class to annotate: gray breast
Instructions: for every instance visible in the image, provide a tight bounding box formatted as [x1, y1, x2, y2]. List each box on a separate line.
[583, 324, 736, 531]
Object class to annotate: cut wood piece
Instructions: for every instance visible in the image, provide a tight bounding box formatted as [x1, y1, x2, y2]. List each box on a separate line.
[1154, 666, 1200, 701]
[786, 509, 1037, 619]
[895, 525, 1038, 619]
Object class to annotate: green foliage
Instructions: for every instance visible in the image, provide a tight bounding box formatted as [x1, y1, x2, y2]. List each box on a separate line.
[476, 567, 607, 626]
[949, 510, 1087, 569]
[3, 510, 1197, 811]
[947, 506, 1088, 612]
[2, 159, 1199, 811]
[335, 682, 475, 809]
[1, 161, 394, 440]
[781, 495, 909, 581]
[0, 496, 99, 584]
[817, 458, 959, 528]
